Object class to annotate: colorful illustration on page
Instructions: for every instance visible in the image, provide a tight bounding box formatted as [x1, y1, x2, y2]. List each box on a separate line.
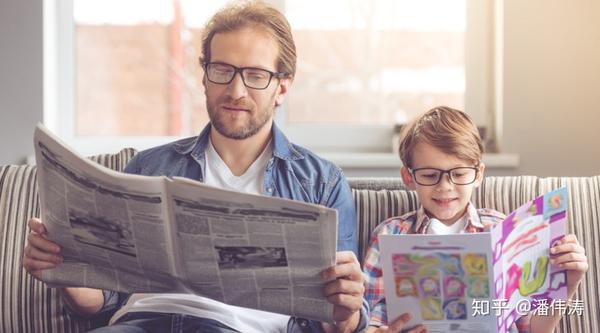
[391, 252, 490, 321]
[491, 187, 568, 333]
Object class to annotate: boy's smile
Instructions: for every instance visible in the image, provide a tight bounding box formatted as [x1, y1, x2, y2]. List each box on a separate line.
[432, 197, 458, 207]
[401, 141, 485, 226]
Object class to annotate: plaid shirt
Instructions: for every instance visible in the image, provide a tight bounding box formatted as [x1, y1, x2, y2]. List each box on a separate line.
[363, 203, 531, 332]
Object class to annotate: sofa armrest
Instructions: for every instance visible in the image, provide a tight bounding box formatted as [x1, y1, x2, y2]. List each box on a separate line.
[0, 148, 137, 333]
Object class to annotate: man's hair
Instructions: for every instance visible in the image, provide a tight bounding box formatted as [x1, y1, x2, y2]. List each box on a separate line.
[200, 1, 297, 77]
[398, 106, 484, 168]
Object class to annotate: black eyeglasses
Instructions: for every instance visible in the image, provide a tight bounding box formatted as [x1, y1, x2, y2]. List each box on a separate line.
[202, 61, 287, 90]
[409, 167, 479, 186]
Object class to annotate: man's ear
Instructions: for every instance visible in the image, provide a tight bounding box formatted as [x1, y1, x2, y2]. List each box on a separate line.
[202, 75, 207, 89]
[274, 77, 292, 107]
[474, 162, 486, 187]
[400, 166, 416, 190]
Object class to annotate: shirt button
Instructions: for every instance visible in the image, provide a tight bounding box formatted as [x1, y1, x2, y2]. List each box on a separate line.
[267, 187, 273, 193]
[298, 319, 308, 327]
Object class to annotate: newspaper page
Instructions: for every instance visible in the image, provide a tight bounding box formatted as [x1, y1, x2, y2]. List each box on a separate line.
[380, 233, 496, 333]
[167, 176, 338, 322]
[380, 188, 568, 333]
[34, 124, 339, 322]
[34, 124, 179, 293]
[491, 187, 568, 332]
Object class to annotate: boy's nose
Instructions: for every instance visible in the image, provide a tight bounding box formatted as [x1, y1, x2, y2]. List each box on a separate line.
[437, 173, 454, 189]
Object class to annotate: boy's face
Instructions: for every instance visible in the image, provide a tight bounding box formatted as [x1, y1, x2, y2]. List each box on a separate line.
[400, 141, 485, 226]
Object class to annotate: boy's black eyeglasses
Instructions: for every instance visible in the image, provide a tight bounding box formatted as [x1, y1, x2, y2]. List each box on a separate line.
[409, 167, 479, 186]
[202, 61, 288, 90]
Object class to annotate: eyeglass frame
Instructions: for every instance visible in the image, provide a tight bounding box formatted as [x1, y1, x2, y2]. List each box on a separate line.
[408, 166, 480, 186]
[201, 61, 288, 90]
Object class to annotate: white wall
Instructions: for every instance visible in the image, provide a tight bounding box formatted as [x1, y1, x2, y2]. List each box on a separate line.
[0, 0, 43, 165]
[501, 0, 600, 177]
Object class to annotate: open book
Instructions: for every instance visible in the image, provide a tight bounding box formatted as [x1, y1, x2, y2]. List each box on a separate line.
[380, 188, 568, 333]
[33, 124, 338, 322]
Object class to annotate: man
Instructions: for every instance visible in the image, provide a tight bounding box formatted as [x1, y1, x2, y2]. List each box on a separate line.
[23, 2, 367, 333]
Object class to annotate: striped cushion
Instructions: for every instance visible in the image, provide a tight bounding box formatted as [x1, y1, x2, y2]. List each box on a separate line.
[0, 148, 136, 333]
[350, 175, 600, 333]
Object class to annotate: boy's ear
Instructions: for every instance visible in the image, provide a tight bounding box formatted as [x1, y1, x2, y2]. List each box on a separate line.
[474, 162, 486, 187]
[400, 166, 416, 190]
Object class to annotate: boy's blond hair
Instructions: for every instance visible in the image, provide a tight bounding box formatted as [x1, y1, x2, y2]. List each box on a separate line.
[200, 1, 296, 77]
[398, 106, 483, 168]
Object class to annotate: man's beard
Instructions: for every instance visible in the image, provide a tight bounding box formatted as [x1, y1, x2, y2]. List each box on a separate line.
[207, 95, 275, 140]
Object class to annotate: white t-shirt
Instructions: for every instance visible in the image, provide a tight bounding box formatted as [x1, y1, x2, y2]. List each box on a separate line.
[203, 137, 272, 194]
[110, 139, 289, 333]
[426, 216, 467, 235]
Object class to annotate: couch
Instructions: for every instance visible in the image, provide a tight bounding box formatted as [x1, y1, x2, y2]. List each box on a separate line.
[1, 148, 598, 333]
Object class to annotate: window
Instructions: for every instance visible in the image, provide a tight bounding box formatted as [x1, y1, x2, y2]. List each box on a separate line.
[45, 0, 495, 156]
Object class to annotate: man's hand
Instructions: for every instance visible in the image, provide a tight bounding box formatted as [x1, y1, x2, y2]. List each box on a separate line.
[320, 251, 365, 333]
[23, 217, 104, 316]
[23, 217, 63, 280]
[366, 313, 427, 333]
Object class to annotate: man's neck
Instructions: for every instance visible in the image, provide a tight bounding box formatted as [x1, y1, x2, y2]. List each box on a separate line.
[209, 123, 273, 176]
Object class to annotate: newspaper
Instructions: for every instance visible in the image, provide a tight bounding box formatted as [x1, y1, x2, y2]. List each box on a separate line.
[380, 188, 568, 333]
[33, 124, 338, 322]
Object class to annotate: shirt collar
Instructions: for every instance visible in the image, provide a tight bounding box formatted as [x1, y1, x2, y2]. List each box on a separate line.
[414, 202, 484, 234]
[173, 123, 209, 156]
[271, 122, 304, 161]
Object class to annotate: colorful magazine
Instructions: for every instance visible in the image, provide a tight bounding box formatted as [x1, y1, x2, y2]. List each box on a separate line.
[379, 187, 568, 333]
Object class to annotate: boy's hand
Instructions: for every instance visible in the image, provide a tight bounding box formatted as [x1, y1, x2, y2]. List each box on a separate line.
[550, 234, 588, 298]
[366, 313, 427, 333]
[23, 217, 63, 280]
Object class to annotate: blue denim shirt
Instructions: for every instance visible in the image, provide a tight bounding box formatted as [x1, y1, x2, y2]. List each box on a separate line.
[119, 122, 367, 333]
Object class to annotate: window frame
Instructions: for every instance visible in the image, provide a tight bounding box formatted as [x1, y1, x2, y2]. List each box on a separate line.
[44, 0, 498, 157]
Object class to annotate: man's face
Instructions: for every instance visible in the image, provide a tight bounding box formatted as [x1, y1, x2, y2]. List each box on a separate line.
[400, 142, 485, 226]
[203, 27, 290, 140]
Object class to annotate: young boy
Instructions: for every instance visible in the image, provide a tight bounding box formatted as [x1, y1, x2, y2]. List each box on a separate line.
[363, 106, 588, 333]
